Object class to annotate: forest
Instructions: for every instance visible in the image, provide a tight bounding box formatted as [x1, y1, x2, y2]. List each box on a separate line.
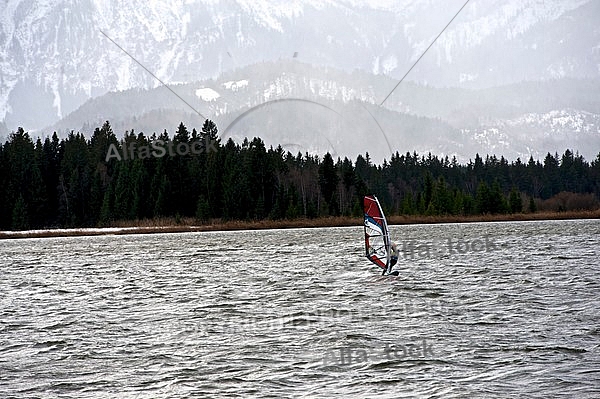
[1, 120, 599, 230]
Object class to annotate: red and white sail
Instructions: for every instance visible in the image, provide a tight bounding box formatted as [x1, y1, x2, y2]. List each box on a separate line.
[364, 195, 391, 271]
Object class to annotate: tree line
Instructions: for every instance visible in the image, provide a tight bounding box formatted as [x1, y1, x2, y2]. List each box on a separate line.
[1, 120, 599, 230]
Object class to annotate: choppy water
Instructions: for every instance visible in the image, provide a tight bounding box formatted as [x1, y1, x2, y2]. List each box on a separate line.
[1, 219, 599, 398]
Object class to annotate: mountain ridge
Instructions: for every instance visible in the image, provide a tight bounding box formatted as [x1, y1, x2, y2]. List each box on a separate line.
[32, 60, 600, 163]
[1, 0, 598, 133]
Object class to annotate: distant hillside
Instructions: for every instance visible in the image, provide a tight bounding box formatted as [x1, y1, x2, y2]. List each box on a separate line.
[42, 61, 600, 163]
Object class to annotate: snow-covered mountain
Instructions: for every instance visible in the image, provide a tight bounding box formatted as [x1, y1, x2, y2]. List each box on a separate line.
[1, 0, 599, 135]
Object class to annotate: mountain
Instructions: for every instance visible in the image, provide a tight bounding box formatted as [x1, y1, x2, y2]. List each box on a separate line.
[1, 0, 599, 135]
[43, 61, 600, 163]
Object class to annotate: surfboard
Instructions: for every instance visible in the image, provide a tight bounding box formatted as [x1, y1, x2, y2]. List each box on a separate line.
[364, 195, 392, 275]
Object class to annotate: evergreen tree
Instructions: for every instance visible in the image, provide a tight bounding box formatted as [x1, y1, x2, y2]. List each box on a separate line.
[475, 181, 490, 214]
[429, 176, 452, 215]
[401, 192, 415, 215]
[60, 132, 92, 225]
[508, 187, 522, 213]
[543, 152, 560, 198]
[204, 122, 222, 217]
[529, 197, 537, 213]
[221, 139, 246, 219]
[3, 128, 47, 228]
[489, 180, 507, 214]
[318, 152, 339, 215]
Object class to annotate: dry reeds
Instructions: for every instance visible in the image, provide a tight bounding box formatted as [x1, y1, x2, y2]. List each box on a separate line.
[1, 210, 599, 239]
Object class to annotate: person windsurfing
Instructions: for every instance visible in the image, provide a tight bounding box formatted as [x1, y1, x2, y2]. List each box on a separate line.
[388, 242, 400, 276]
[364, 195, 401, 276]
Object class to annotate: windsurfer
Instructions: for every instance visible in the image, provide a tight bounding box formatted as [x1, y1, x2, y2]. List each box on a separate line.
[389, 242, 400, 276]
[390, 242, 399, 267]
[364, 195, 401, 276]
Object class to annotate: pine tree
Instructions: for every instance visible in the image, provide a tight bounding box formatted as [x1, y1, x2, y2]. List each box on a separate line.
[452, 189, 464, 215]
[529, 197, 537, 213]
[401, 192, 415, 215]
[475, 181, 490, 214]
[489, 180, 507, 214]
[429, 176, 452, 215]
[318, 152, 339, 215]
[60, 132, 91, 225]
[508, 187, 522, 213]
[204, 123, 222, 217]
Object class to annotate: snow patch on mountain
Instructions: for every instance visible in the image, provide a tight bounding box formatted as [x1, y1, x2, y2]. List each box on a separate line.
[507, 109, 600, 134]
[381, 56, 398, 75]
[196, 87, 221, 101]
[223, 79, 249, 91]
[461, 108, 600, 160]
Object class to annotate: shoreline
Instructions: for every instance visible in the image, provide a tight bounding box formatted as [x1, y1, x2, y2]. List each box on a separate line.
[1, 210, 599, 239]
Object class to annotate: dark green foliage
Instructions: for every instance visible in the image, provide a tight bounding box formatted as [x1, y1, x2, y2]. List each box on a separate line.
[318, 152, 339, 216]
[0, 122, 599, 230]
[428, 176, 452, 215]
[529, 197, 537, 213]
[423, 172, 433, 211]
[509, 187, 523, 213]
[475, 181, 491, 214]
[11, 194, 29, 230]
[195, 195, 210, 222]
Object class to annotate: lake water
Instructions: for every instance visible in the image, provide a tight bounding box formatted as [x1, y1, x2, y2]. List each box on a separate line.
[1, 220, 599, 398]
